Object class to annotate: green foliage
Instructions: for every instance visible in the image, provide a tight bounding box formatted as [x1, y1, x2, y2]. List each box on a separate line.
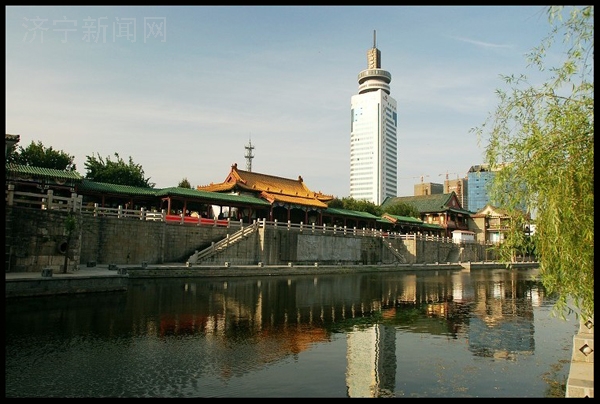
[64, 213, 77, 234]
[6, 140, 76, 171]
[84, 152, 155, 188]
[327, 198, 344, 209]
[472, 6, 593, 320]
[331, 197, 382, 216]
[382, 202, 420, 218]
[178, 178, 192, 189]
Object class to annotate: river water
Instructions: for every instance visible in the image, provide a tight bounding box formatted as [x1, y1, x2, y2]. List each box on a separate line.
[5, 267, 578, 398]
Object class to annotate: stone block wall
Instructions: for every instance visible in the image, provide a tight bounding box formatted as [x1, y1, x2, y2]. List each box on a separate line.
[6, 207, 81, 273]
[79, 216, 234, 265]
[6, 206, 488, 272]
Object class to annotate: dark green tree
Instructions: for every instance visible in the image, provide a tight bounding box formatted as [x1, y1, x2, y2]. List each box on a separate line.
[7, 140, 76, 171]
[178, 178, 192, 189]
[334, 197, 382, 216]
[382, 202, 420, 219]
[84, 152, 155, 188]
[327, 198, 344, 209]
[472, 6, 593, 320]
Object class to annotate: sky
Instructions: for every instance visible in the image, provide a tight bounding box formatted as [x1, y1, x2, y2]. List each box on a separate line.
[6, 6, 561, 198]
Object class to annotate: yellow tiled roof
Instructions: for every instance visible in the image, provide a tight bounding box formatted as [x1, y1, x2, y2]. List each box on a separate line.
[197, 163, 334, 208]
[196, 182, 239, 193]
[260, 191, 328, 208]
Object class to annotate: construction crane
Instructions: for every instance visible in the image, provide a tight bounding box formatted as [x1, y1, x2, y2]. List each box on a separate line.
[438, 171, 459, 181]
[438, 172, 463, 198]
[400, 174, 430, 183]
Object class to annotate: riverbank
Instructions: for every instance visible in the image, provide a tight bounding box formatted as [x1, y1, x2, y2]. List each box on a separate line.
[5, 261, 540, 296]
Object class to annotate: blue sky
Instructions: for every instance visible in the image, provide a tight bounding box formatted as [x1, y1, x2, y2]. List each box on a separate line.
[6, 6, 559, 198]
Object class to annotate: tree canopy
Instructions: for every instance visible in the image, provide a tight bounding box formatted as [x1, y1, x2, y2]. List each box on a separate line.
[84, 153, 155, 188]
[382, 202, 421, 219]
[6, 140, 76, 171]
[473, 6, 593, 320]
[178, 178, 192, 189]
[328, 197, 382, 216]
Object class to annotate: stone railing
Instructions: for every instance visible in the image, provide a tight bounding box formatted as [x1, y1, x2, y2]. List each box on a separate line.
[6, 187, 463, 244]
[5, 185, 83, 212]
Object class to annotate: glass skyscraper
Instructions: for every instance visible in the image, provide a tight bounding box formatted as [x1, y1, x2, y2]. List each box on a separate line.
[467, 164, 495, 213]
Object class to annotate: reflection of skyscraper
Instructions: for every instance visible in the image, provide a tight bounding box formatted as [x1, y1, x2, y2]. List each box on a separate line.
[346, 324, 396, 397]
[468, 317, 535, 359]
[350, 31, 398, 205]
[468, 271, 537, 359]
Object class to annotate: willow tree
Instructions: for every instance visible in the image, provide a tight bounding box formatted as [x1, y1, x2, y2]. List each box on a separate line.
[473, 6, 593, 320]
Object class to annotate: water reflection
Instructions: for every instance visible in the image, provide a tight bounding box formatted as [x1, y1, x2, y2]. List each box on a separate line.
[5, 268, 576, 398]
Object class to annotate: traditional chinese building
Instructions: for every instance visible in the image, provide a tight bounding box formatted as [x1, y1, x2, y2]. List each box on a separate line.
[380, 192, 470, 237]
[197, 163, 335, 225]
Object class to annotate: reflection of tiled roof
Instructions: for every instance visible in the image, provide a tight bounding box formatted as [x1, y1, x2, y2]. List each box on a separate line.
[197, 163, 334, 208]
[381, 193, 470, 215]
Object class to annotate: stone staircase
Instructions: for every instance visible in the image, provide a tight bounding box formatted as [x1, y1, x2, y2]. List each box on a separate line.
[446, 247, 460, 263]
[186, 221, 259, 265]
[383, 240, 406, 264]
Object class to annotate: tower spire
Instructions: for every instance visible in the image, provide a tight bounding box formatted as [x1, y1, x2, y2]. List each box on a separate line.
[358, 30, 390, 94]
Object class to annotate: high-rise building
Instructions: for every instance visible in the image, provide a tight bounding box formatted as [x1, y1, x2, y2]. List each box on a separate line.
[467, 164, 495, 212]
[467, 163, 529, 215]
[350, 31, 398, 205]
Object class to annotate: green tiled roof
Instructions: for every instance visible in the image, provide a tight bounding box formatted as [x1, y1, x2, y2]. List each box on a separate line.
[323, 207, 381, 219]
[381, 193, 470, 215]
[155, 187, 271, 206]
[421, 223, 444, 230]
[383, 213, 423, 224]
[77, 181, 271, 206]
[78, 179, 157, 196]
[6, 163, 83, 181]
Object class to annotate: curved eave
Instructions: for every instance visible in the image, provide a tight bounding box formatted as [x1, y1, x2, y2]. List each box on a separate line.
[261, 192, 328, 209]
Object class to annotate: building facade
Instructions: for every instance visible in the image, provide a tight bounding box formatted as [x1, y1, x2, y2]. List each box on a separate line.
[466, 164, 496, 213]
[414, 182, 443, 196]
[350, 31, 398, 205]
[380, 192, 470, 238]
[444, 176, 468, 211]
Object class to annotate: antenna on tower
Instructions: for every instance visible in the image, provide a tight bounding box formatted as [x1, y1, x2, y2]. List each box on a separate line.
[245, 136, 255, 172]
[373, 30, 376, 48]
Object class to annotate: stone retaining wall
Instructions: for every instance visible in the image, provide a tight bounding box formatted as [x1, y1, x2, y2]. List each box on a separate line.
[6, 207, 489, 272]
